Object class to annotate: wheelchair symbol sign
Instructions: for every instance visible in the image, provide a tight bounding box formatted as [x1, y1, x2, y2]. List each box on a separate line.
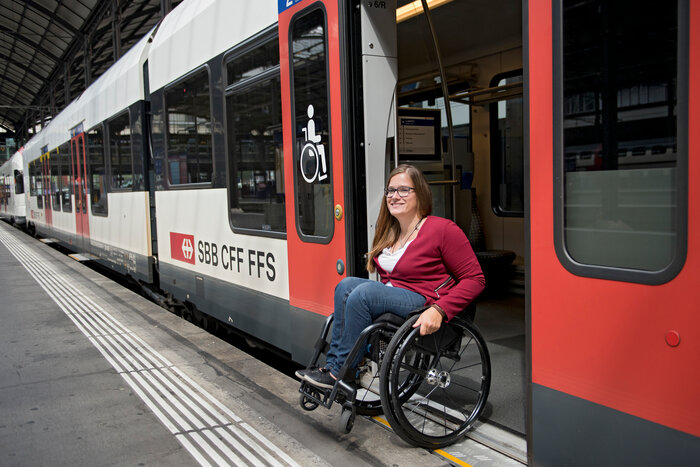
[300, 105, 328, 184]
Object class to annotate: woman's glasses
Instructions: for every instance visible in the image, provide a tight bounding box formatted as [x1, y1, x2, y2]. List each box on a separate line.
[384, 186, 415, 198]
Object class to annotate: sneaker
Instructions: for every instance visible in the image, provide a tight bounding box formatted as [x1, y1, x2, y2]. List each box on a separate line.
[294, 367, 316, 380]
[303, 367, 337, 389]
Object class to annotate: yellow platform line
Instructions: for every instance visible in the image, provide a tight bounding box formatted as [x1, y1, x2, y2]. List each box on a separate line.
[372, 415, 391, 428]
[372, 416, 473, 467]
[434, 449, 474, 467]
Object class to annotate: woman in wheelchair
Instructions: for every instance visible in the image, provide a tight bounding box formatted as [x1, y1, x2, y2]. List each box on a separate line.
[297, 164, 485, 390]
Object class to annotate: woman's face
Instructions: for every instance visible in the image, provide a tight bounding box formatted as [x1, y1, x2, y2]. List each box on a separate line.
[386, 172, 418, 220]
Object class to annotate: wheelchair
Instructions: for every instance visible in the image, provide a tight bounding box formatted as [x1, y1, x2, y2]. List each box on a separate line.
[298, 303, 491, 449]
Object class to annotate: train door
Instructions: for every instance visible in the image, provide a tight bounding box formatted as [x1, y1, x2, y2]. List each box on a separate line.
[528, 0, 699, 464]
[70, 127, 90, 240]
[278, 1, 352, 317]
[41, 151, 53, 226]
[377, 0, 529, 455]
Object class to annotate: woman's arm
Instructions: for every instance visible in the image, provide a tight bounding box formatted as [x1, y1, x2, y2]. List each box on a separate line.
[434, 221, 485, 320]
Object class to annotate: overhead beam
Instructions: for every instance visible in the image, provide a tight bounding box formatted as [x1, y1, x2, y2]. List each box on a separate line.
[0, 25, 61, 63]
[0, 52, 47, 82]
[23, 0, 80, 36]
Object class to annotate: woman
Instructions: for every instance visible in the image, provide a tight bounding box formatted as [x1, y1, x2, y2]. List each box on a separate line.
[299, 164, 485, 389]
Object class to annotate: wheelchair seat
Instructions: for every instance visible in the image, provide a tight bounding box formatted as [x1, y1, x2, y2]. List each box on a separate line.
[373, 312, 408, 327]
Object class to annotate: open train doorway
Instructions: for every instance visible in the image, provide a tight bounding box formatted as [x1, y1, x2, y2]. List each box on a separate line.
[377, 0, 527, 450]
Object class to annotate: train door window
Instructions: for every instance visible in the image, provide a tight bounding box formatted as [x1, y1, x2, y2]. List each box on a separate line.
[50, 149, 61, 211]
[59, 142, 72, 212]
[14, 169, 23, 194]
[225, 32, 285, 235]
[490, 72, 524, 217]
[164, 69, 213, 186]
[87, 125, 108, 216]
[290, 7, 333, 240]
[29, 160, 39, 206]
[31, 160, 43, 209]
[108, 111, 134, 191]
[555, 0, 687, 281]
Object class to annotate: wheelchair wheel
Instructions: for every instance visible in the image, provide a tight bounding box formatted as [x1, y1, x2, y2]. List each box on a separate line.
[379, 315, 491, 449]
[339, 407, 356, 434]
[299, 393, 319, 411]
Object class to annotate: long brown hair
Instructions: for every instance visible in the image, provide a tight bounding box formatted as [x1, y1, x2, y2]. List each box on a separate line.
[366, 164, 432, 272]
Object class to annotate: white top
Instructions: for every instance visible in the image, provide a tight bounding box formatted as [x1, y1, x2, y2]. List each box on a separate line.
[377, 240, 414, 286]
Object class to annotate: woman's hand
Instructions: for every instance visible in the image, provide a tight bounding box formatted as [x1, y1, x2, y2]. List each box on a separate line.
[412, 306, 443, 335]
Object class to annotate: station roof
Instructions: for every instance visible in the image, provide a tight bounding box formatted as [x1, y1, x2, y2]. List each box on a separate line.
[0, 0, 181, 142]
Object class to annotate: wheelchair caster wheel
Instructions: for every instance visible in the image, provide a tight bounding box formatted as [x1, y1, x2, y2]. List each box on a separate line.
[300, 393, 319, 411]
[339, 407, 355, 434]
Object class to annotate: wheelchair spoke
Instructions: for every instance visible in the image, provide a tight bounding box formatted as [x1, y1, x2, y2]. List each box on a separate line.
[447, 379, 482, 393]
[450, 360, 483, 372]
[407, 385, 439, 417]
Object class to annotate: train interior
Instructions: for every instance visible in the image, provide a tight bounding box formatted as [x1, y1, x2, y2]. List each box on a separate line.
[391, 0, 526, 439]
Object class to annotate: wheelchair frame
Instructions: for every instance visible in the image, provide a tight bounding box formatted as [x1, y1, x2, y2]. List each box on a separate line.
[298, 305, 491, 448]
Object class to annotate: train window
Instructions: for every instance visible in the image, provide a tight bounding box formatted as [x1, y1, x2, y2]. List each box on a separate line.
[0, 176, 5, 208]
[14, 169, 23, 195]
[555, 0, 687, 281]
[59, 142, 72, 212]
[291, 7, 333, 241]
[108, 111, 134, 191]
[87, 125, 108, 216]
[50, 149, 61, 211]
[164, 69, 213, 185]
[225, 41, 284, 235]
[226, 35, 279, 87]
[490, 72, 524, 217]
[29, 160, 37, 198]
[31, 160, 43, 209]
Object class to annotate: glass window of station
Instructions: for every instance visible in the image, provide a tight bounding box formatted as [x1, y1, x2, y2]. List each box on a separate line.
[558, 0, 685, 276]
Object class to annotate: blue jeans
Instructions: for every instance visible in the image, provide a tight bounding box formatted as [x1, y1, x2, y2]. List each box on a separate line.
[325, 277, 425, 376]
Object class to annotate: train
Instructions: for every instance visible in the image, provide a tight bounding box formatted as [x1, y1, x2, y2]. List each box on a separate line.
[2, 0, 698, 464]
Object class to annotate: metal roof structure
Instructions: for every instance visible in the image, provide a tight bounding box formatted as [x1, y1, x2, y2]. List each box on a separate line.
[0, 0, 182, 145]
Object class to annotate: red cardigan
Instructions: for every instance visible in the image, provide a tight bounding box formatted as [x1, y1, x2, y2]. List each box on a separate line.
[374, 216, 485, 320]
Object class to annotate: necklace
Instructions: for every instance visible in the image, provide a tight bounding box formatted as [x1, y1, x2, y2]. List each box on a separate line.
[397, 217, 424, 251]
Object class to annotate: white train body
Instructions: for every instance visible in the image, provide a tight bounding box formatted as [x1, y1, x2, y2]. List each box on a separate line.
[0, 150, 27, 225]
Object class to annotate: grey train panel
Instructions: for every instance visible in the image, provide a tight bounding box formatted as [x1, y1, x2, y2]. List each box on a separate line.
[34, 223, 152, 283]
[159, 261, 325, 364]
[532, 384, 700, 467]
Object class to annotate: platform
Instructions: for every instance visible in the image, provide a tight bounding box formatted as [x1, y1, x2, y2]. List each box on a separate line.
[0, 221, 523, 467]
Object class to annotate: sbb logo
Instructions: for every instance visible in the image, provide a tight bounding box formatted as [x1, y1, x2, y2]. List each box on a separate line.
[170, 232, 195, 264]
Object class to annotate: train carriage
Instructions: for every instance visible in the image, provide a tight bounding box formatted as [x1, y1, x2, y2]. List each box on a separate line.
[23, 33, 153, 282]
[0, 150, 26, 226]
[15, 0, 700, 464]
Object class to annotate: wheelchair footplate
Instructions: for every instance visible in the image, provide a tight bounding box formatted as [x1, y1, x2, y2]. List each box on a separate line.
[299, 374, 358, 434]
